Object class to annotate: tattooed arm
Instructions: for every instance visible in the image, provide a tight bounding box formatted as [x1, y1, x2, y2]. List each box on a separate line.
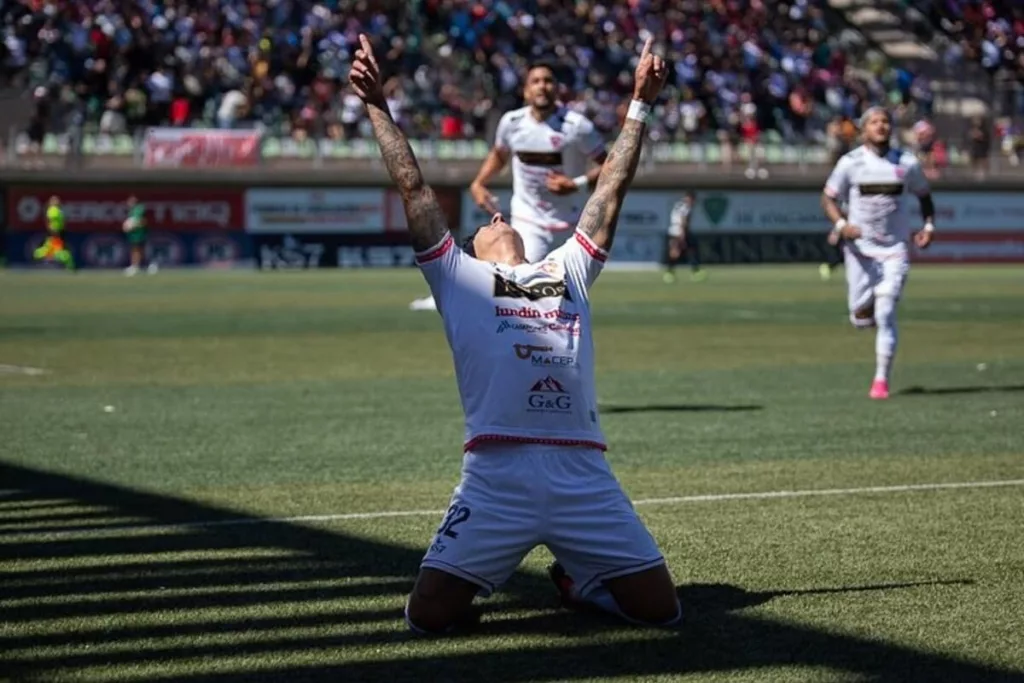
[575, 38, 668, 252]
[574, 119, 646, 252]
[349, 35, 448, 252]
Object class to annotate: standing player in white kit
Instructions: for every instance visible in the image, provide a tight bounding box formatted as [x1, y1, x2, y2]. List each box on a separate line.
[821, 107, 937, 399]
[349, 34, 680, 633]
[409, 60, 608, 311]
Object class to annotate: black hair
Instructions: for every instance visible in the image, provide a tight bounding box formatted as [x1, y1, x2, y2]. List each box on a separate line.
[461, 227, 482, 257]
[524, 60, 559, 81]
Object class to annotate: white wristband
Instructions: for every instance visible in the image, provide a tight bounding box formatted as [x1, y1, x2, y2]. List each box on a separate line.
[923, 221, 935, 233]
[572, 175, 589, 191]
[833, 218, 847, 234]
[626, 99, 651, 123]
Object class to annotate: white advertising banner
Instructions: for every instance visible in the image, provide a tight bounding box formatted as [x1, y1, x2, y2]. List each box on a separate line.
[245, 189, 386, 234]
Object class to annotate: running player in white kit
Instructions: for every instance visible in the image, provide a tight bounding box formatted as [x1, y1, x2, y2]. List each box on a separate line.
[349, 35, 679, 633]
[821, 107, 936, 399]
[409, 62, 608, 311]
[470, 61, 608, 262]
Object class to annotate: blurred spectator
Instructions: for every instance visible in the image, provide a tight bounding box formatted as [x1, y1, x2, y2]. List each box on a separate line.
[966, 114, 991, 176]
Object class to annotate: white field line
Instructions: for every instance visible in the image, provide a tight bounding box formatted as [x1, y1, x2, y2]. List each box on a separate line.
[5, 479, 1024, 539]
[0, 364, 48, 376]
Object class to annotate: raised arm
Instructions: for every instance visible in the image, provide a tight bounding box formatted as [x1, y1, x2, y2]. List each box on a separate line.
[575, 38, 668, 252]
[348, 34, 448, 251]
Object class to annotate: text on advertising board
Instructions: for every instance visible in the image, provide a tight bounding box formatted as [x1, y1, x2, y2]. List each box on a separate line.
[8, 188, 244, 232]
[245, 189, 387, 234]
[143, 128, 262, 168]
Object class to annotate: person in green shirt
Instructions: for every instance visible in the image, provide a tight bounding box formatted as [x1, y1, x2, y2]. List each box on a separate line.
[122, 195, 156, 275]
[33, 195, 75, 271]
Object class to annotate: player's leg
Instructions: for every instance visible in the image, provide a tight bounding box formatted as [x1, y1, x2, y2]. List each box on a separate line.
[820, 237, 844, 280]
[870, 251, 910, 399]
[407, 447, 541, 634]
[844, 245, 879, 329]
[545, 449, 681, 626]
[662, 235, 678, 283]
[686, 234, 706, 281]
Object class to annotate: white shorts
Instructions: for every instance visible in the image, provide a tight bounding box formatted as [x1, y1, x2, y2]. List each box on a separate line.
[514, 220, 574, 263]
[844, 242, 910, 327]
[420, 444, 665, 598]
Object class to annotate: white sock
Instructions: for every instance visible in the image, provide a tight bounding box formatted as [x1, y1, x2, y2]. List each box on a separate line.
[874, 295, 897, 381]
[582, 585, 682, 627]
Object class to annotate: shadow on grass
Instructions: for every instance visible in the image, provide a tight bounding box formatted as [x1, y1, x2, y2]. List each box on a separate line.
[0, 462, 1020, 683]
[601, 404, 763, 414]
[900, 384, 1024, 396]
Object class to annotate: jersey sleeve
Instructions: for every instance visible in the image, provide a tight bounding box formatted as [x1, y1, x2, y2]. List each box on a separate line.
[414, 232, 468, 308]
[494, 112, 514, 152]
[669, 202, 689, 231]
[551, 231, 608, 295]
[903, 158, 931, 197]
[824, 155, 852, 200]
[575, 116, 607, 160]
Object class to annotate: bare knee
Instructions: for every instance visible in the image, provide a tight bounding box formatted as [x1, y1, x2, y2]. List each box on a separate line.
[405, 567, 481, 635]
[605, 564, 682, 626]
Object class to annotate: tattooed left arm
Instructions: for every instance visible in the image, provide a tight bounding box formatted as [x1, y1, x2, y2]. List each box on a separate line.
[574, 119, 646, 252]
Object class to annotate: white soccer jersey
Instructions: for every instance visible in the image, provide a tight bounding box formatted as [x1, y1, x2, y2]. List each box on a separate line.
[824, 145, 930, 252]
[415, 229, 608, 451]
[668, 200, 691, 237]
[495, 106, 606, 232]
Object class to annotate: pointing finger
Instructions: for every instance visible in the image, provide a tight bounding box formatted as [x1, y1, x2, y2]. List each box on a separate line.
[640, 36, 652, 61]
[359, 34, 378, 68]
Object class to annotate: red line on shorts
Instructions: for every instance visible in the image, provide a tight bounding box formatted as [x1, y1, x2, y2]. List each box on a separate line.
[464, 434, 607, 452]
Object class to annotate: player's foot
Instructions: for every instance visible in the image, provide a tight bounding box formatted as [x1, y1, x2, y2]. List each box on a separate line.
[548, 562, 606, 616]
[124, 266, 138, 277]
[869, 378, 890, 400]
[147, 263, 159, 275]
[819, 263, 831, 281]
[409, 296, 437, 311]
[662, 271, 676, 284]
[690, 270, 707, 282]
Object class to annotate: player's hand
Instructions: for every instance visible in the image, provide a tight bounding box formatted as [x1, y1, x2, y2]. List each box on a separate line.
[839, 223, 862, 241]
[470, 182, 500, 214]
[632, 37, 669, 104]
[545, 172, 578, 195]
[348, 34, 385, 107]
[827, 230, 840, 246]
[914, 229, 934, 249]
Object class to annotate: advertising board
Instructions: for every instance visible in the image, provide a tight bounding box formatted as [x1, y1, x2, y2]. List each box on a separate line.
[253, 233, 416, 269]
[143, 127, 262, 169]
[245, 189, 389, 234]
[6, 231, 250, 269]
[7, 187, 245, 233]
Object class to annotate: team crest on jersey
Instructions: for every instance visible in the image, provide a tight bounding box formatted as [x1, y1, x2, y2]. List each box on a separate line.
[493, 274, 572, 302]
[550, 135, 564, 149]
[895, 167, 906, 179]
[537, 260, 564, 278]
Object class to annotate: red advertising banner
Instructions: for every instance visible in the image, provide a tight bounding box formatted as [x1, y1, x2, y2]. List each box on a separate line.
[143, 127, 262, 168]
[7, 187, 245, 232]
[912, 231, 1024, 263]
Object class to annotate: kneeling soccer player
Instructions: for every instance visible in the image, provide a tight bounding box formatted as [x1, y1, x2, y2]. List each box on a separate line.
[349, 34, 681, 633]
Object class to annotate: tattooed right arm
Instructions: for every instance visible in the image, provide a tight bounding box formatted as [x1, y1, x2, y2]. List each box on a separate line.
[364, 102, 449, 252]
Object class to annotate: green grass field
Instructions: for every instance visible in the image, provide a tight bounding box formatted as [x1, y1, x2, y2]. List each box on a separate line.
[1, 265, 1023, 683]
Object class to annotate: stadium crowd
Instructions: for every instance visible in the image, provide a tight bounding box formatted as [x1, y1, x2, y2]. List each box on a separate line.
[913, 0, 1024, 82]
[1, 0, 955, 148]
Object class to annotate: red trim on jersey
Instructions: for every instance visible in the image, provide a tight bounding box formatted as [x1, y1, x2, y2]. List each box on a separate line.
[464, 434, 607, 452]
[415, 233, 454, 264]
[824, 185, 840, 199]
[574, 231, 608, 262]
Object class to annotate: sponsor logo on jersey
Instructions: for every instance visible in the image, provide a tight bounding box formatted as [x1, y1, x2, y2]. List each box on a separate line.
[527, 375, 572, 413]
[494, 305, 579, 322]
[515, 151, 564, 167]
[858, 183, 904, 196]
[496, 320, 581, 337]
[513, 343, 577, 367]
[493, 274, 572, 302]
